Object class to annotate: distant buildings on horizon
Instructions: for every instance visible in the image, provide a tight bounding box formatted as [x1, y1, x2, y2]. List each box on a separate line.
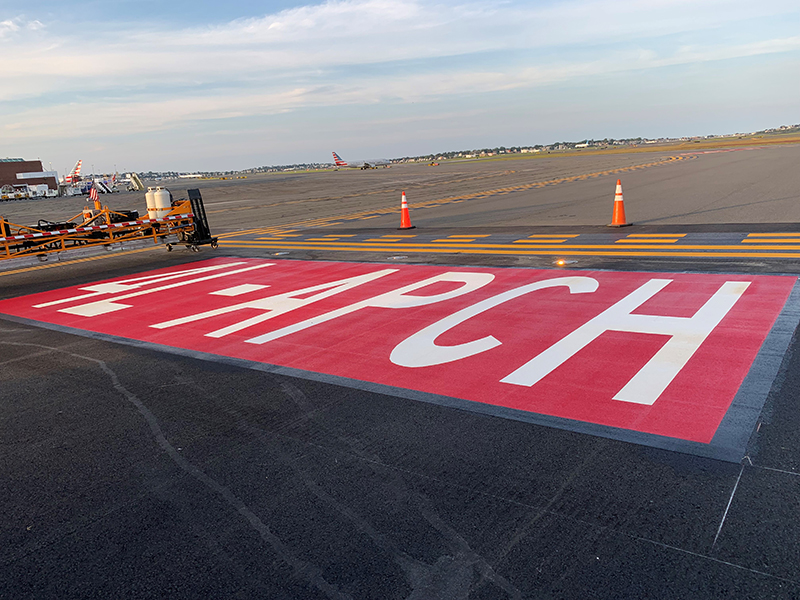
[8, 124, 799, 181]
[243, 123, 799, 174]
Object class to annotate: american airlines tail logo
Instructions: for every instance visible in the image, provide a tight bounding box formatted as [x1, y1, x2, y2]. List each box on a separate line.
[65, 159, 82, 184]
[332, 151, 348, 166]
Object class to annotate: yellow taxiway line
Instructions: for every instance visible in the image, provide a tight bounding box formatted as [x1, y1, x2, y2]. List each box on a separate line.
[220, 239, 800, 252]
[745, 233, 800, 237]
[218, 240, 800, 259]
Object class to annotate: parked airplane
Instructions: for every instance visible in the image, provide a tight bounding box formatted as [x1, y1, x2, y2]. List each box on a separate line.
[64, 160, 82, 184]
[332, 151, 390, 170]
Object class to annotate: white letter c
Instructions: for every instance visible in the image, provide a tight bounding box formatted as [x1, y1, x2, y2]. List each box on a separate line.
[390, 276, 598, 368]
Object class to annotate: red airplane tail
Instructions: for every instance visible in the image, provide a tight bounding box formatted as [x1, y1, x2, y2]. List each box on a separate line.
[65, 160, 82, 184]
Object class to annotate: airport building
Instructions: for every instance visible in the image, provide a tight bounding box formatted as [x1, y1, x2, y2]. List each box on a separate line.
[0, 158, 59, 199]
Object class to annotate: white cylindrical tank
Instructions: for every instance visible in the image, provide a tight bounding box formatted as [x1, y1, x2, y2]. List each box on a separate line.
[151, 187, 172, 219]
[145, 187, 156, 218]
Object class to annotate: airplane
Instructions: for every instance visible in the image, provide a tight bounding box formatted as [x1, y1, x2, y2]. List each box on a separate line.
[64, 160, 82, 184]
[332, 151, 390, 170]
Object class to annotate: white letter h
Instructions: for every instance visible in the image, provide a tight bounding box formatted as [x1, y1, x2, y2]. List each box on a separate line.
[501, 279, 750, 405]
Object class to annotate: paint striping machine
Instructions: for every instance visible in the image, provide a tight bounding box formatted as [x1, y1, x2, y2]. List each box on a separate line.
[0, 188, 218, 262]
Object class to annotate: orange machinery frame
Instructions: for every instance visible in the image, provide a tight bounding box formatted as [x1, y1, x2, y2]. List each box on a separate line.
[0, 199, 198, 262]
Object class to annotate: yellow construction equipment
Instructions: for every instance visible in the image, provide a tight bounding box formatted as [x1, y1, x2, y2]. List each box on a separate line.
[0, 189, 217, 262]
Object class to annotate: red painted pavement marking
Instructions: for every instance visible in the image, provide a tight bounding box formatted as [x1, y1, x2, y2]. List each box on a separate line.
[0, 258, 793, 444]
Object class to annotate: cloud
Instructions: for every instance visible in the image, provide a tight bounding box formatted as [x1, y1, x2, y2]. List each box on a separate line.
[3, 33, 798, 146]
[0, 16, 43, 38]
[0, 20, 20, 35]
[3, 0, 798, 90]
[1, 0, 798, 167]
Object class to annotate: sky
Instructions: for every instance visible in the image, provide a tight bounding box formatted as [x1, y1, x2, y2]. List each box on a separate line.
[1, 0, 798, 174]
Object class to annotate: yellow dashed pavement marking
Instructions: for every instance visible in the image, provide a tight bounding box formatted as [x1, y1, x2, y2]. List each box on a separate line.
[616, 238, 681, 244]
[513, 239, 570, 244]
[746, 233, 800, 237]
[221, 239, 800, 252]
[433, 234, 491, 242]
[525, 234, 580, 238]
[219, 240, 800, 259]
[617, 233, 684, 244]
[626, 233, 688, 238]
[742, 239, 800, 244]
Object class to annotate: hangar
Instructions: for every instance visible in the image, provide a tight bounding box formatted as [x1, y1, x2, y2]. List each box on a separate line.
[0, 158, 58, 198]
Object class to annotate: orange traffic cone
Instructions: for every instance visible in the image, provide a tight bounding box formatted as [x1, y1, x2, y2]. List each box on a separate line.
[398, 191, 415, 230]
[607, 179, 631, 227]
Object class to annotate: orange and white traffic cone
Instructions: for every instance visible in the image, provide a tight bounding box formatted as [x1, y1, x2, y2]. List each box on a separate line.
[607, 179, 631, 227]
[398, 191, 415, 230]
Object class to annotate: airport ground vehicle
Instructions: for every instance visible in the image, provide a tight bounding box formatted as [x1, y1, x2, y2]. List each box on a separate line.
[0, 189, 217, 261]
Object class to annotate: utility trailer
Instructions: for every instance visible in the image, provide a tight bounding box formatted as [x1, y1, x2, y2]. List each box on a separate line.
[0, 189, 216, 262]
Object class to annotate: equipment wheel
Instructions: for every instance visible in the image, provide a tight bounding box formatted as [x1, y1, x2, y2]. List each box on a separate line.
[166, 244, 172, 252]
[211, 240, 218, 249]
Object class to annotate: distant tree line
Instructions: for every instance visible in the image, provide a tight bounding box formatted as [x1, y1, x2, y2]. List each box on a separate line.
[135, 123, 800, 177]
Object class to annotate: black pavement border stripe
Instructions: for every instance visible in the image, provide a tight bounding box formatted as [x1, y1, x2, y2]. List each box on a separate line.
[714, 278, 800, 456]
[5, 276, 800, 463]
